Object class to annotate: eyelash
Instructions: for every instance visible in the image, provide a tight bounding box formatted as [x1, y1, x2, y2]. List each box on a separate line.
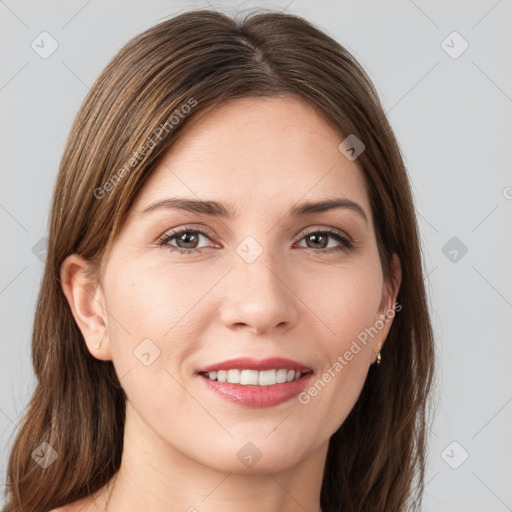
[156, 227, 354, 255]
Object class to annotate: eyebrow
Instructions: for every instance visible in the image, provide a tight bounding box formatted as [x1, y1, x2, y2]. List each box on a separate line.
[140, 197, 368, 224]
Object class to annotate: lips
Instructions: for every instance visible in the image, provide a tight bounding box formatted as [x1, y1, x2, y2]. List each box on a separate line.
[196, 357, 314, 408]
[196, 356, 312, 374]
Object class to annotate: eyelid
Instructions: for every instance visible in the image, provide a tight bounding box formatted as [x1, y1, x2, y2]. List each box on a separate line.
[299, 225, 352, 241]
[156, 224, 215, 239]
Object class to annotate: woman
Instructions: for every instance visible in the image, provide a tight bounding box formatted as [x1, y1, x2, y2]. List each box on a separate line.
[3, 8, 435, 512]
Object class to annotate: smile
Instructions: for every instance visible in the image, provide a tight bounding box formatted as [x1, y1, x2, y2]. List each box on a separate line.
[200, 368, 305, 386]
[196, 357, 314, 408]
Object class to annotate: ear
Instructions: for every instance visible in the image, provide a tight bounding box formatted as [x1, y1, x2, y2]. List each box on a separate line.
[60, 253, 112, 361]
[372, 252, 402, 361]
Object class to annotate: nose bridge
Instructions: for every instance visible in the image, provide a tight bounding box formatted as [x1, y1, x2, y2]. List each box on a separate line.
[219, 237, 299, 334]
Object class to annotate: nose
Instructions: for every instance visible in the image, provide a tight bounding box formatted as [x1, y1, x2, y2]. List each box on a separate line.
[219, 252, 300, 336]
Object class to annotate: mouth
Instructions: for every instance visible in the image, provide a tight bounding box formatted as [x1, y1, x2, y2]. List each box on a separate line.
[196, 357, 314, 408]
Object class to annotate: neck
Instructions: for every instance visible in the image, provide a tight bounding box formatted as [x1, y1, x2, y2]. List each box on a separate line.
[104, 400, 327, 512]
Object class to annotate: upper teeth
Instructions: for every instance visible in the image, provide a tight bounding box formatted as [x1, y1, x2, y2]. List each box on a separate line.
[204, 369, 302, 386]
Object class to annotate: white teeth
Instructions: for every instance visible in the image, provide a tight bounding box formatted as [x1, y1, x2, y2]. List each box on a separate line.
[227, 369, 241, 384]
[240, 369, 259, 385]
[276, 369, 288, 383]
[258, 369, 276, 386]
[203, 368, 304, 386]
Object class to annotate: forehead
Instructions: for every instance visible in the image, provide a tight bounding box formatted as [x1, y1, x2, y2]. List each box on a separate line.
[130, 96, 370, 219]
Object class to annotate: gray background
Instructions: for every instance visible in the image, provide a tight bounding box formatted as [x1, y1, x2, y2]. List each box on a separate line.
[1, 0, 511, 510]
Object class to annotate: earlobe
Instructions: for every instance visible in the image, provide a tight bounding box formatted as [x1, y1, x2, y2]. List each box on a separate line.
[60, 254, 112, 361]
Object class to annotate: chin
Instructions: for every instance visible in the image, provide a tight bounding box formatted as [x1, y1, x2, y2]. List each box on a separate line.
[188, 434, 319, 474]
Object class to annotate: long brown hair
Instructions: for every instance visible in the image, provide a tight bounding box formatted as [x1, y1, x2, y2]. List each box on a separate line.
[3, 8, 435, 512]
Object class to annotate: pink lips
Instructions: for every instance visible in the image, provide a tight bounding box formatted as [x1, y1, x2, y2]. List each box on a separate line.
[197, 357, 314, 408]
[197, 356, 312, 374]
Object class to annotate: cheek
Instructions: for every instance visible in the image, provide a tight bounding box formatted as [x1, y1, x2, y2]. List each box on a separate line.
[294, 258, 382, 431]
[104, 257, 216, 343]
[298, 331, 372, 443]
[102, 260, 216, 399]
[295, 255, 384, 338]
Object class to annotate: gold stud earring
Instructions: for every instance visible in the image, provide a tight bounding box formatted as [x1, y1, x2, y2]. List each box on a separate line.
[94, 334, 104, 350]
[376, 351, 382, 366]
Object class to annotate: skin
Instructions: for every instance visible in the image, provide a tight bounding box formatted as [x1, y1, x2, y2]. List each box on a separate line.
[58, 96, 401, 512]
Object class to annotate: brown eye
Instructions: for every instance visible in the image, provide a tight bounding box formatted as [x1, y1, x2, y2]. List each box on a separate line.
[175, 231, 201, 249]
[305, 232, 329, 249]
[156, 228, 213, 253]
[297, 229, 353, 253]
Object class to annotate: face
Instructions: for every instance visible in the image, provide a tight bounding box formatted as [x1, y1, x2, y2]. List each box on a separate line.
[63, 96, 400, 474]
